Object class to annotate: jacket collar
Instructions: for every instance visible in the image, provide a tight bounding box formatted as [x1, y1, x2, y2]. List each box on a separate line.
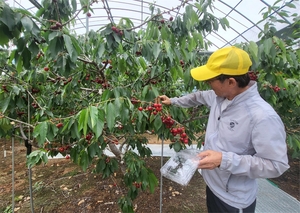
[215, 81, 258, 105]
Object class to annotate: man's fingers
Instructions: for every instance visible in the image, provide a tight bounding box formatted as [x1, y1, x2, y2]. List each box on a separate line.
[158, 95, 171, 105]
[159, 95, 166, 100]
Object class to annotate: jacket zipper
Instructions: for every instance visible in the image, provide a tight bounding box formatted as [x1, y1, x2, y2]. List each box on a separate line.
[226, 174, 232, 192]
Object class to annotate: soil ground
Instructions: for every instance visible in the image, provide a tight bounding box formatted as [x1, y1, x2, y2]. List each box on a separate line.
[0, 135, 299, 213]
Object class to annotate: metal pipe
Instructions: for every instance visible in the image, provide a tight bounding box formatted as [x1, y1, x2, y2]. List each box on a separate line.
[159, 135, 164, 213]
[28, 0, 42, 9]
[27, 94, 34, 213]
[11, 129, 15, 212]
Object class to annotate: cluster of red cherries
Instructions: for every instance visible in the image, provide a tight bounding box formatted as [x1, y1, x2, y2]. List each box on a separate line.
[135, 99, 190, 144]
[138, 103, 163, 115]
[161, 115, 189, 144]
[248, 71, 258, 81]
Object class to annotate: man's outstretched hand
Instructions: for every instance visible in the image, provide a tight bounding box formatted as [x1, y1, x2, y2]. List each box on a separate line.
[159, 95, 171, 105]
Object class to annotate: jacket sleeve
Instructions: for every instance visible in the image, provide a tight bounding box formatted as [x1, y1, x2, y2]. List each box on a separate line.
[220, 114, 290, 179]
[170, 90, 216, 108]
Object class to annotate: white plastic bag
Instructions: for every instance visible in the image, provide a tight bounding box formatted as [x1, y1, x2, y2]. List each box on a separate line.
[160, 149, 201, 186]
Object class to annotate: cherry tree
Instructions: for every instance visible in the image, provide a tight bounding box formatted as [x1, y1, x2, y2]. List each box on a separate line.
[0, 0, 299, 211]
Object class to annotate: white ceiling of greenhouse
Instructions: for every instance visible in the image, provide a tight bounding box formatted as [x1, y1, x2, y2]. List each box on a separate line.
[5, 0, 300, 51]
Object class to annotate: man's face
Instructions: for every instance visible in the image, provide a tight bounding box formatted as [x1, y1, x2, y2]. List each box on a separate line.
[206, 78, 229, 98]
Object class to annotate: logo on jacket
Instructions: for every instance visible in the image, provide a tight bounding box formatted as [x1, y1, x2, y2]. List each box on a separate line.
[228, 119, 238, 131]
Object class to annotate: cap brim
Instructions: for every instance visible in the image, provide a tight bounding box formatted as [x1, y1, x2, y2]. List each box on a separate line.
[190, 65, 221, 81]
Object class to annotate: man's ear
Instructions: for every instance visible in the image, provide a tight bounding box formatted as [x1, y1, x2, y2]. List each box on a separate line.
[228, 77, 237, 86]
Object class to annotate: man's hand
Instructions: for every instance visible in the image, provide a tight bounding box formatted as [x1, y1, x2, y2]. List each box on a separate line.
[198, 150, 222, 170]
[159, 95, 171, 105]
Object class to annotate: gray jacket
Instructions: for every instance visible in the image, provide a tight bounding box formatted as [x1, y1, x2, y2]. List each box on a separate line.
[170, 81, 289, 209]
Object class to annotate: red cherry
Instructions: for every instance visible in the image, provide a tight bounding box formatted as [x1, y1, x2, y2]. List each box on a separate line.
[44, 67, 49, 71]
[181, 133, 187, 138]
[111, 26, 117, 32]
[56, 123, 63, 128]
[138, 107, 143, 111]
[58, 147, 65, 153]
[65, 155, 70, 159]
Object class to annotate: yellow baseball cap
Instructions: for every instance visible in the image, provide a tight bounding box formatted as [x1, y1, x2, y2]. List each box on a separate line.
[190, 46, 252, 81]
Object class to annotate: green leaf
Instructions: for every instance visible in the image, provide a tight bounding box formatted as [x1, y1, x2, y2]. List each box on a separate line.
[263, 38, 273, 55]
[70, 35, 83, 55]
[173, 141, 182, 152]
[71, 0, 77, 13]
[48, 31, 61, 42]
[33, 122, 48, 146]
[97, 42, 105, 58]
[35, 7, 45, 17]
[78, 108, 88, 136]
[11, 85, 21, 95]
[139, 57, 147, 70]
[160, 26, 168, 40]
[79, 150, 89, 172]
[96, 158, 106, 173]
[16, 55, 23, 73]
[87, 143, 97, 158]
[0, 96, 11, 113]
[22, 47, 31, 69]
[148, 171, 158, 193]
[63, 34, 78, 62]
[48, 37, 64, 58]
[20, 16, 33, 33]
[142, 85, 149, 99]
[106, 102, 116, 131]
[88, 105, 98, 129]
[0, 26, 9, 45]
[0, 4, 15, 31]
[152, 43, 161, 61]
[120, 103, 130, 124]
[27, 150, 48, 168]
[47, 123, 58, 141]
[164, 40, 173, 61]
[192, 32, 203, 48]
[248, 41, 258, 63]
[150, 86, 159, 97]
[153, 116, 162, 131]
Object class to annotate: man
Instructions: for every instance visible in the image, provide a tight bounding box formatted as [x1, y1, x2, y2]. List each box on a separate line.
[159, 46, 290, 213]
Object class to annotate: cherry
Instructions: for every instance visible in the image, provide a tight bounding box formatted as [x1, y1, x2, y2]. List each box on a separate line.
[58, 147, 65, 153]
[111, 26, 117, 32]
[56, 123, 63, 128]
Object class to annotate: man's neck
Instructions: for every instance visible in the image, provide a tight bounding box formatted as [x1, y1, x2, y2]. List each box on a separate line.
[227, 85, 250, 100]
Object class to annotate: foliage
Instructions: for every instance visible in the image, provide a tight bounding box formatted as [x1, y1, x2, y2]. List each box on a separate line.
[0, 0, 299, 211]
[241, 0, 300, 158]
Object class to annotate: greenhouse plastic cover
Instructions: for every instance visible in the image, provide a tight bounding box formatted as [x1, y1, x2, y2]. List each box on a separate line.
[5, 0, 300, 51]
